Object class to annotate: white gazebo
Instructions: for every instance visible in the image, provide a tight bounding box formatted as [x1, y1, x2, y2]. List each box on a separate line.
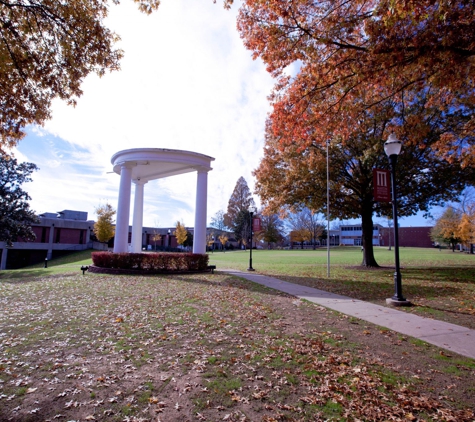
[111, 148, 214, 254]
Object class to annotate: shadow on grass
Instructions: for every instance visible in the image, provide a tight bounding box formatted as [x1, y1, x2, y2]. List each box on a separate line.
[134, 265, 473, 305]
[164, 272, 294, 299]
[271, 275, 463, 302]
[402, 267, 475, 284]
[415, 304, 475, 317]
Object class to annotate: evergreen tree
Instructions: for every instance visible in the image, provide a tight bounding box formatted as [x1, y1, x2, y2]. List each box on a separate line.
[233, 209, 251, 248]
[183, 231, 193, 249]
[0, 156, 39, 247]
[224, 177, 255, 245]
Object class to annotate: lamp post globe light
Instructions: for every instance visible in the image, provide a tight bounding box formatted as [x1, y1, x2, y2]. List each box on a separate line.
[384, 134, 411, 306]
[247, 205, 257, 271]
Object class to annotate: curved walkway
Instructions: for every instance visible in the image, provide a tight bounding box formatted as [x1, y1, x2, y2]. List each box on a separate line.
[225, 270, 475, 360]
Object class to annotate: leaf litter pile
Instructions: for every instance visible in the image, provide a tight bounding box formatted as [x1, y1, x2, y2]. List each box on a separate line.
[0, 273, 474, 421]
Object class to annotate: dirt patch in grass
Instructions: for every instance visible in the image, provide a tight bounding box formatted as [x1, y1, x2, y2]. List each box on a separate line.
[0, 272, 474, 421]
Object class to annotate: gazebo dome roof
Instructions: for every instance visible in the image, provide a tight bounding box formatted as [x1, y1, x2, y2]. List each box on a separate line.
[111, 148, 214, 182]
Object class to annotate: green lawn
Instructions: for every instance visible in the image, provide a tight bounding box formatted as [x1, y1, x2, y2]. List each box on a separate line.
[3, 246, 474, 328]
[208, 246, 475, 272]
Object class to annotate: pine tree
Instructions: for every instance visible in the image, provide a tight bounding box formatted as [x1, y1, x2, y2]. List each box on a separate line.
[0, 155, 39, 247]
[224, 177, 255, 233]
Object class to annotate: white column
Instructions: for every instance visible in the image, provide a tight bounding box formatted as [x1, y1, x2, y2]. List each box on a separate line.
[114, 163, 133, 253]
[131, 180, 146, 253]
[193, 169, 208, 254]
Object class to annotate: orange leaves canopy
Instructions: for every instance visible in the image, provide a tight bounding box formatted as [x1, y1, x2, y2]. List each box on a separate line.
[0, 0, 160, 153]
[237, 0, 475, 164]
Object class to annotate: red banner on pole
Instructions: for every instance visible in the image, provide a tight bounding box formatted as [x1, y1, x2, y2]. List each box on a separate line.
[252, 217, 262, 232]
[373, 169, 391, 202]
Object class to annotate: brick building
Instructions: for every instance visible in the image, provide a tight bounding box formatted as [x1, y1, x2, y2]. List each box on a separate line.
[1, 210, 94, 269]
[378, 226, 433, 248]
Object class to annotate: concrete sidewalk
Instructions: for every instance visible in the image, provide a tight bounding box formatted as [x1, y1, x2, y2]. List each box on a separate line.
[225, 270, 475, 360]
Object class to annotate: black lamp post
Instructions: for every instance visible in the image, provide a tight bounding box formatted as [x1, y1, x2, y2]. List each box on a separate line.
[247, 205, 256, 271]
[384, 134, 411, 306]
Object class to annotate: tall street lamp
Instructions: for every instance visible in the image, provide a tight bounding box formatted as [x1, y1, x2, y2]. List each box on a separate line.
[248, 205, 257, 271]
[384, 134, 411, 306]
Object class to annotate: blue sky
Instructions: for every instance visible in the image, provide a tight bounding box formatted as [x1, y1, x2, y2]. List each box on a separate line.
[13, 0, 436, 229]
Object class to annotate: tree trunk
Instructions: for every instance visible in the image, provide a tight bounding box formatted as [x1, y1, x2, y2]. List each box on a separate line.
[361, 201, 379, 267]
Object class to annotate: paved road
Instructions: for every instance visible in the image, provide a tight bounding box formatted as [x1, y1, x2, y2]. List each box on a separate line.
[225, 270, 475, 360]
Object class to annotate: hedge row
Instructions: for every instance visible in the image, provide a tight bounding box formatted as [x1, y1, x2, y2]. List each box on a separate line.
[91, 252, 209, 272]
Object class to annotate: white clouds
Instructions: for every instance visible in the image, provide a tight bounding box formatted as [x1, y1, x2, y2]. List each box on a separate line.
[16, 0, 274, 227]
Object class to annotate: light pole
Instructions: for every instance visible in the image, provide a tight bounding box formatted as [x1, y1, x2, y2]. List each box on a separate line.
[326, 139, 330, 278]
[384, 134, 411, 306]
[387, 217, 392, 251]
[247, 205, 256, 271]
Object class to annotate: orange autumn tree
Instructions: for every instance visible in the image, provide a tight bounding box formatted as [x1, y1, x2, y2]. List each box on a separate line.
[0, 0, 160, 154]
[457, 208, 475, 251]
[431, 207, 462, 252]
[254, 86, 475, 266]
[239, 0, 475, 266]
[237, 0, 475, 167]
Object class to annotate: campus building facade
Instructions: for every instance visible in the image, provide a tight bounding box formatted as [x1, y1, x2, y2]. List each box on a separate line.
[1, 210, 94, 269]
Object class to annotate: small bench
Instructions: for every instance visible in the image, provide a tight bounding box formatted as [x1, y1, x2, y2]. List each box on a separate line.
[207, 265, 216, 274]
